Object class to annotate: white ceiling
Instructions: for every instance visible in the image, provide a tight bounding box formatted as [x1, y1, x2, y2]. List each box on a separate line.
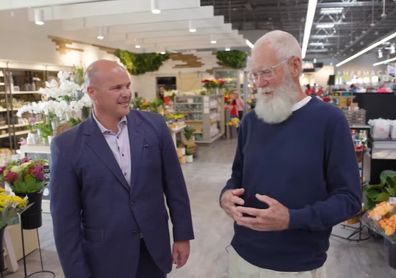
[0, 0, 248, 53]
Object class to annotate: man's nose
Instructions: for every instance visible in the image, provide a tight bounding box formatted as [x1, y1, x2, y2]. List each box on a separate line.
[256, 77, 270, 88]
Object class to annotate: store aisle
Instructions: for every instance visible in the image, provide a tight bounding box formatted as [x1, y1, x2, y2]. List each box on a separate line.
[5, 138, 396, 278]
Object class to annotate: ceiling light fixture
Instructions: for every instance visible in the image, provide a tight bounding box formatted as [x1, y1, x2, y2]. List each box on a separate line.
[96, 27, 105, 40]
[320, 7, 343, 14]
[390, 43, 396, 54]
[150, 0, 161, 14]
[310, 42, 324, 46]
[225, 47, 231, 51]
[210, 35, 217, 44]
[188, 20, 196, 33]
[245, 39, 254, 49]
[34, 9, 44, 25]
[316, 23, 335, 29]
[373, 56, 396, 66]
[135, 44, 141, 49]
[378, 49, 383, 58]
[336, 31, 396, 67]
[301, 0, 318, 59]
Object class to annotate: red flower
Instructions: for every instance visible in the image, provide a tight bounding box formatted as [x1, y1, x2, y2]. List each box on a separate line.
[5, 171, 18, 183]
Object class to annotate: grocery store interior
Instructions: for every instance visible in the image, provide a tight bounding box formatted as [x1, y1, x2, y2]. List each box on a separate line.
[0, 0, 396, 277]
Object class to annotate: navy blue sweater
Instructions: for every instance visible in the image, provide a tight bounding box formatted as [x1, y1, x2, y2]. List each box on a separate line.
[222, 97, 362, 271]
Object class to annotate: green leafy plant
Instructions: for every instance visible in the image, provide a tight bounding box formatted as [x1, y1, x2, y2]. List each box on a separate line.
[184, 125, 196, 141]
[364, 170, 396, 210]
[35, 121, 53, 138]
[216, 50, 248, 69]
[115, 49, 170, 75]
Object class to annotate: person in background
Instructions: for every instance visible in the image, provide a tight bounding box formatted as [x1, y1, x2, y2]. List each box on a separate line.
[50, 60, 194, 278]
[220, 30, 361, 278]
[232, 91, 245, 120]
[376, 83, 390, 93]
[304, 84, 314, 95]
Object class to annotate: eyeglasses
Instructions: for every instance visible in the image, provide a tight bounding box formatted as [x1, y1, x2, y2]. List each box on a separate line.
[248, 58, 289, 83]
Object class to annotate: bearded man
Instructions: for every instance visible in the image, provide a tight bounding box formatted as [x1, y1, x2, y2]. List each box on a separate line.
[219, 30, 361, 278]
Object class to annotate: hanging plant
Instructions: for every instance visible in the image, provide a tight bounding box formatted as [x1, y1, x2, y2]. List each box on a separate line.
[216, 50, 248, 69]
[114, 49, 169, 75]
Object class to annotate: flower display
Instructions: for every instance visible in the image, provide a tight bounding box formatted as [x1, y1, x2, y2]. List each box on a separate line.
[227, 117, 240, 127]
[0, 187, 27, 229]
[0, 158, 48, 194]
[16, 70, 92, 138]
[201, 79, 225, 89]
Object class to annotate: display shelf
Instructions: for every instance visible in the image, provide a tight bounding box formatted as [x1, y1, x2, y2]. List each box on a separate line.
[0, 130, 28, 139]
[0, 64, 62, 150]
[175, 95, 224, 143]
[0, 90, 41, 95]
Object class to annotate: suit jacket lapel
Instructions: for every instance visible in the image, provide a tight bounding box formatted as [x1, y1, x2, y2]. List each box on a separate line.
[128, 111, 144, 190]
[83, 116, 130, 192]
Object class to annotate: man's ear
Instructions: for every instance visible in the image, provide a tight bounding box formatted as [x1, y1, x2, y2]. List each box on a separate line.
[86, 86, 96, 101]
[289, 57, 302, 78]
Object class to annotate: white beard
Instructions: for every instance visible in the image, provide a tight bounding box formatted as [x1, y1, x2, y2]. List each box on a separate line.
[254, 73, 299, 124]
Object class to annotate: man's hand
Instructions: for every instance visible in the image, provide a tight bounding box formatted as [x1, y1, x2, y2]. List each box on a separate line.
[220, 188, 245, 220]
[172, 240, 190, 269]
[235, 194, 289, 231]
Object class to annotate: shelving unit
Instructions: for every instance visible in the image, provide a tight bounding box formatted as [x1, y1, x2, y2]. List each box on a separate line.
[174, 95, 224, 143]
[0, 63, 65, 150]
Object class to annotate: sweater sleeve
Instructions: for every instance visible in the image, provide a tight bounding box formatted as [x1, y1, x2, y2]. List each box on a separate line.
[219, 115, 247, 199]
[288, 112, 362, 231]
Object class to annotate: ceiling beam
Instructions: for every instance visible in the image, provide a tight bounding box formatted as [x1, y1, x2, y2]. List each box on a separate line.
[110, 17, 227, 33]
[61, 6, 215, 30]
[37, 0, 200, 21]
[0, 0, 105, 11]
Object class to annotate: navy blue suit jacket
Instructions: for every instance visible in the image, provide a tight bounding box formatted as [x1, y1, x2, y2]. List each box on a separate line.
[50, 110, 194, 278]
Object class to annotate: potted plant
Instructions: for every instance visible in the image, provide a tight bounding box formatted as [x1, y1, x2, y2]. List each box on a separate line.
[184, 125, 196, 141]
[0, 187, 27, 271]
[0, 158, 48, 229]
[185, 149, 193, 163]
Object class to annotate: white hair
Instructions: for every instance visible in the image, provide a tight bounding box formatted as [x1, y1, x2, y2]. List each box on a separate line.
[254, 30, 302, 61]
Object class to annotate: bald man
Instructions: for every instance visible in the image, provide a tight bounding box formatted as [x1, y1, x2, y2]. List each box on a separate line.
[50, 60, 194, 278]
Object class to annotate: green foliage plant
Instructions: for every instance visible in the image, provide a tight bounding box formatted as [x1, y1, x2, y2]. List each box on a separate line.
[364, 170, 396, 210]
[216, 50, 248, 69]
[115, 49, 170, 75]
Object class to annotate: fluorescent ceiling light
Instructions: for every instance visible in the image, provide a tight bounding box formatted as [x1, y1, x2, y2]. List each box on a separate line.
[34, 9, 44, 25]
[336, 31, 396, 67]
[160, 51, 166, 54]
[310, 42, 324, 46]
[245, 39, 254, 49]
[135, 44, 141, 49]
[320, 7, 343, 14]
[390, 43, 396, 54]
[225, 47, 231, 51]
[373, 56, 396, 66]
[316, 23, 335, 29]
[151, 0, 161, 14]
[302, 0, 318, 59]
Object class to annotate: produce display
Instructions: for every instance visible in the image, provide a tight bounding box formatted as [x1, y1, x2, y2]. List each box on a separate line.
[367, 201, 396, 237]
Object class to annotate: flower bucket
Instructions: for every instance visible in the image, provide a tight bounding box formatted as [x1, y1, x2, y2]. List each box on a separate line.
[16, 191, 43, 230]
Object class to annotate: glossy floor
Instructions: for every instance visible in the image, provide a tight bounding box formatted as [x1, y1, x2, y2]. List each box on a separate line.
[5, 138, 396, 278]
